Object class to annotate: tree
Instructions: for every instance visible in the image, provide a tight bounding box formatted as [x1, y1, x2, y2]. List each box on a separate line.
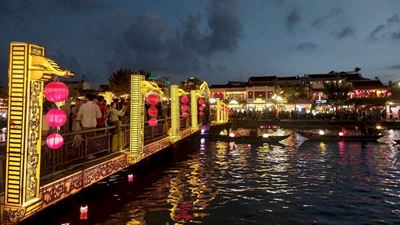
[323, 79, 352, 102]
[180, 77, 203, 92]
[108, 68, 151, 96]
[279, 86, 308, 103]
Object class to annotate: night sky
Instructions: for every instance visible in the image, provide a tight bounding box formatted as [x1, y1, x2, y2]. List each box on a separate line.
[1, 0, 400, 88]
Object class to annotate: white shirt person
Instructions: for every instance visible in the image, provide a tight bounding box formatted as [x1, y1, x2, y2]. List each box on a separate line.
[77, 94, 102, 130]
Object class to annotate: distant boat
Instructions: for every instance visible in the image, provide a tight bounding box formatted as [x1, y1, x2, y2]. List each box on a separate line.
[211, 133, 291, 143]
[296, 130, 383, 142]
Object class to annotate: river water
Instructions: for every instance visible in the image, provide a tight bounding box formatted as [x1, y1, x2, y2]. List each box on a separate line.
[22, 130, 400, 225]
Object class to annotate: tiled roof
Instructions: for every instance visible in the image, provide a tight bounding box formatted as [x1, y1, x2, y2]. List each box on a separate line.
[352, 80, 388, 89]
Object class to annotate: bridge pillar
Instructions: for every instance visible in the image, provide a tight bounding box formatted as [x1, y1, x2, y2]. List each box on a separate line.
[129, 75, 145, 162]
[190, 90, 199, 131]
[2, 42, 73, 224]
[216, 100, 222, 123]
[170, 85, 180, 142]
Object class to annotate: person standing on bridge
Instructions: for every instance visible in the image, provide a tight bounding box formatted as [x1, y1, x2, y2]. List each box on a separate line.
[76, 94, 102, 130]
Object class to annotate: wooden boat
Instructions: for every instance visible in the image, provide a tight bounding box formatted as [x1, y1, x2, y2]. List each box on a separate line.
[211, 133, 291, 143]
[296, 130, 383, 142]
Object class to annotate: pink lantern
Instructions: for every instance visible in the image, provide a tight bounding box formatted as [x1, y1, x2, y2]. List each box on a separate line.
[44, 81, 69, 102]
[199, 111, 205, 117]
[182, 112, 189, 118]
[46, 109, 67, 127]
[147, 93, 159, 105]
[46, 133, 64, 149]
[181, 104, 189, 112]
[148, 118, 158, 126]
[198, 99, 205, 105]
[180, 96, 189, 104]
[147, 107, 158, 116]
[199, 105, 205, 111]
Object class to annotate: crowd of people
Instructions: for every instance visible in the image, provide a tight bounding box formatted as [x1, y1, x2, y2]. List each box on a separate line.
[43, 94, 129, 135]
[231, 107, 387, 122]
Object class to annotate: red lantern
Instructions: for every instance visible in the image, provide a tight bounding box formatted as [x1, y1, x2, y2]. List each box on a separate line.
[46, 133, 64, 149]
[182, 112, 189, 118]
[199, 111, 205, 117]
[181, 96, 189, 104]
[148, 118, 158, 126]
[198, 99, 204, 105]
[80, 206, 88, 220]
[199, 105, 205, 111]
[44, 81, 69, 102]
[147, 107, 158, 116]
[46, 109, 67, 127]
[181, 104, 189, 112]
[147, 93, 159, 105]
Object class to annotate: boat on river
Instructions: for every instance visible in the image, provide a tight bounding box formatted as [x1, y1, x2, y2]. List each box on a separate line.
[296, 130, 383, 142]
[211, 133, 291, 143]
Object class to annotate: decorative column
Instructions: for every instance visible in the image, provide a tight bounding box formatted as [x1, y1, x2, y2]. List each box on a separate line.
[3, 42, 73, 224]
[170, 85, 180, 142]
[190, 90, 198, 131]
[129, 75, 145, 162]
[216, 100, 222, 123]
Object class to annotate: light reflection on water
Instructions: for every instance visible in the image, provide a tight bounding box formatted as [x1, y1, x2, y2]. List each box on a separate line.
[22, 130, 400, 225]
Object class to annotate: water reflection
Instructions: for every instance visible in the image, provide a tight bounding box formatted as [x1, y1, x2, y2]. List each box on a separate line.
[22, 131, 400, 225]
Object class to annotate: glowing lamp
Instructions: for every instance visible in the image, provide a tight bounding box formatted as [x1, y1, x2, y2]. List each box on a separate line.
[44, 81, 69, 102]
[262, 133, 269, 138]
[148, 118, 158, 126]
[146, 93, 159, 105]
[147, 107, 158, 116]
[46, 109, 67, 127]
[338, 132, 344, 136]
[180, 96, 189, 104]
[128, 174, 134, 182]
[199, 105, 205, 111]
[181, 104, 189, 112]
[46, 133, 64, 149]
[198, 99, 205, 105]
[229, 133, 235, 137]
[319, 130, 325, 136]
[80, 206, 88, 220]
[199, 111, 205, 117]
[182, 112, 189, 118]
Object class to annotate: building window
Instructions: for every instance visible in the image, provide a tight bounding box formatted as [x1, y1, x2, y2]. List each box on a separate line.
[248, 91, 253, 99]
[267, 91, 273, 98]
[255, 91, 266, 99]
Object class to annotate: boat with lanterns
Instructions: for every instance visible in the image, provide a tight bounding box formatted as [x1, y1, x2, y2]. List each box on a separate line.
[212, 127, 292, 143]
[296, 129, 384, 142]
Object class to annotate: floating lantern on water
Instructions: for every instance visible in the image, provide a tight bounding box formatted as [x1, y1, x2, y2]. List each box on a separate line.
[80, 205, 88, 220]
[128, 174, 134, 182]
[46, 133, 64, 150]
[44, 81, 69, 102]
[46, 109, 67, 127]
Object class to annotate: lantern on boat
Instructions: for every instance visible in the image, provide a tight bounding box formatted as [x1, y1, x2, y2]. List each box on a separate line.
[46, 133, 64, 150]
[46, 109, 67, 127]
[44, 81, 69, 102]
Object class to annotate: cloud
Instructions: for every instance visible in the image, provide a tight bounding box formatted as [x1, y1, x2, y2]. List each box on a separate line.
[286, 8, 301, 31]
[334, 26, 355, 39]
[118, 0, 243, 78]
[387, 64, 400, 70]
[391, 30, 400, 40]
[387, 14, 400, 26]
[206, 0, 243, 53]
[296, 42, 318, 51]
[369, 24, 386, 39]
